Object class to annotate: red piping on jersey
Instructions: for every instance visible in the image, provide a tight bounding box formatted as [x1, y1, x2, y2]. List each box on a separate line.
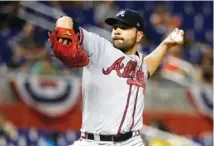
[117, 85, 133, 135]
[129, 86, 140, 131]
[79, 28, 84, 45]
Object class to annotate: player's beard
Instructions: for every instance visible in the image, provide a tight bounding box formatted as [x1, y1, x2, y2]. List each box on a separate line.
[112, 35, 137, 53]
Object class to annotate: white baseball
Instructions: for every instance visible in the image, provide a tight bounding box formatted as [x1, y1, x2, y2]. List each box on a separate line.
[170, 31, 183, 43]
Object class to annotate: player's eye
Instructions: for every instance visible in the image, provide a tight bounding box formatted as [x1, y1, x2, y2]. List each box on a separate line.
[113, 25, 119, 30]
[120, 25, 129, 30]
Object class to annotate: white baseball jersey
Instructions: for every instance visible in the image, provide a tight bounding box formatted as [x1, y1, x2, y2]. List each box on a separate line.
[79, 28, 149, 135]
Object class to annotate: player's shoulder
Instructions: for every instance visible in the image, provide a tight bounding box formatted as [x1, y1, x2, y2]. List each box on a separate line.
[80, 27, 111, 42]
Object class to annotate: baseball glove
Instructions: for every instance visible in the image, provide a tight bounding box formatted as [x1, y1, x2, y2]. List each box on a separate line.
[48, 27, 89, 68]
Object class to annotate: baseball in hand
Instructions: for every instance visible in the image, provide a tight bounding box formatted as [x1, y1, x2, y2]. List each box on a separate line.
[169, 28, 184, 44]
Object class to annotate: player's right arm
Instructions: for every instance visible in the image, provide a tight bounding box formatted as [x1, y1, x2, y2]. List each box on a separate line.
[50, 16, 108, 68]
[144, 28, 184, 77]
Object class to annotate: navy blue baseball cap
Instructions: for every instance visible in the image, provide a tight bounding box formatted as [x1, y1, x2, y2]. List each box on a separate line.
[105, 9, 144, 31]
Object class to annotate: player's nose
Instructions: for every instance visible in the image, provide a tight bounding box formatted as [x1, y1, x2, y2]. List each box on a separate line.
[113, 27, 121, 35]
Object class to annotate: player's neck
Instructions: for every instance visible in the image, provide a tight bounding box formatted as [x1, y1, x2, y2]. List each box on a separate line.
[125, 44, 138, 55]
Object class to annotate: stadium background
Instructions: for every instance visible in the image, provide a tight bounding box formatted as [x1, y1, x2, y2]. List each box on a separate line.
[0, 1, 213, 146]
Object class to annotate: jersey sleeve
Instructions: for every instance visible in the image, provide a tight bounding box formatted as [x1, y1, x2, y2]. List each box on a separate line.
[145, 65, 150, 80]
[79, 27, 110, 66]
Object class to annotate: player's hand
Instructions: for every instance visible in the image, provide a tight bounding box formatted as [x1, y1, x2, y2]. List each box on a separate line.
[163, 28, 184, 48]
[48, 16, 74, 45]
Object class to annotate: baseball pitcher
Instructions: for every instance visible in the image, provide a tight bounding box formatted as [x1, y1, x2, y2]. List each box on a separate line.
[48, 9, 184, 146]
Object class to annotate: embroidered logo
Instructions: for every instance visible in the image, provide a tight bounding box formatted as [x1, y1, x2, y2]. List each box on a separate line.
[116, 10, 126, 17]
[102, 56, 145, 88]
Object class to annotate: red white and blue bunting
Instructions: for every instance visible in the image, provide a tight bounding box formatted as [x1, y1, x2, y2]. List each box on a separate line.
[10, 73, 81, 117]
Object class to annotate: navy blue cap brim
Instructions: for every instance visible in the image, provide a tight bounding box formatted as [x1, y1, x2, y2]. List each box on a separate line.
[105, 18, 132, 27]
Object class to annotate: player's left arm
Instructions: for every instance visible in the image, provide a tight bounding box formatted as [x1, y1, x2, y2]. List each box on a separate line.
[144, 28, 184, 77]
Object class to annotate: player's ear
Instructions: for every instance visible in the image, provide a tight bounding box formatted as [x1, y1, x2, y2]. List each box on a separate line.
[137, 31, 143, 43]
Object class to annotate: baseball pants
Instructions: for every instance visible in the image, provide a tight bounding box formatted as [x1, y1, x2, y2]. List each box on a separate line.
[71, 135, 145, 146]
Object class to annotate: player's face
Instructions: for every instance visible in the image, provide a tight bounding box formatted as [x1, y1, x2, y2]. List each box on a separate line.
[111, 23, 142, 53]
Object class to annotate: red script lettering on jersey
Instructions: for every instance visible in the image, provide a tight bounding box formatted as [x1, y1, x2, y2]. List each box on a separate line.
[102, 56, 145, 87]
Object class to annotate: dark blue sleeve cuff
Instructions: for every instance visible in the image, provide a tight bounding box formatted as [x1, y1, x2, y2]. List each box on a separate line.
[147, 71, 150, 79]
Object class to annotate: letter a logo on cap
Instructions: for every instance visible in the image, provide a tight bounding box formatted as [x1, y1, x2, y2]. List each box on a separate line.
[116, 10, 126, 17]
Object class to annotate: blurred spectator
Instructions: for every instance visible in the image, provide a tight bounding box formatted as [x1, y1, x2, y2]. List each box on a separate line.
[51, 131, 59, 145]
[9, 22, 36, 51]
[0, 137, 7, 146]
[150, 118, 169, 132]
[8, 37, 46, 72]
[94, 1, 118, 30]
[7, 23, 38, 69]
[18, 136, 27, 146]
[199, 47, 213, 67]
[20, 23, 36, 38]
[31, 53, 58, 75]
[195, 45, 213, 84]
[43, 131, 60, 146]
[186, 46, 213, 119]
[37, 137, 47, 146]
[161, 46, 196, 86]
[8, 34, 73, 75]
[150, 4, 171, 40]
[199, 66, 213, 85]
[28, 128, 39, 142]
[83, 1, 119, 41]
[0, 2, 25, 30]
[0, 112, 18, 142]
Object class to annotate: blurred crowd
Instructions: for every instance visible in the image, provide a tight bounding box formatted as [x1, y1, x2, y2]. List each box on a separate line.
[0, 1, 212, 83]
[0, 111, 77, 146]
